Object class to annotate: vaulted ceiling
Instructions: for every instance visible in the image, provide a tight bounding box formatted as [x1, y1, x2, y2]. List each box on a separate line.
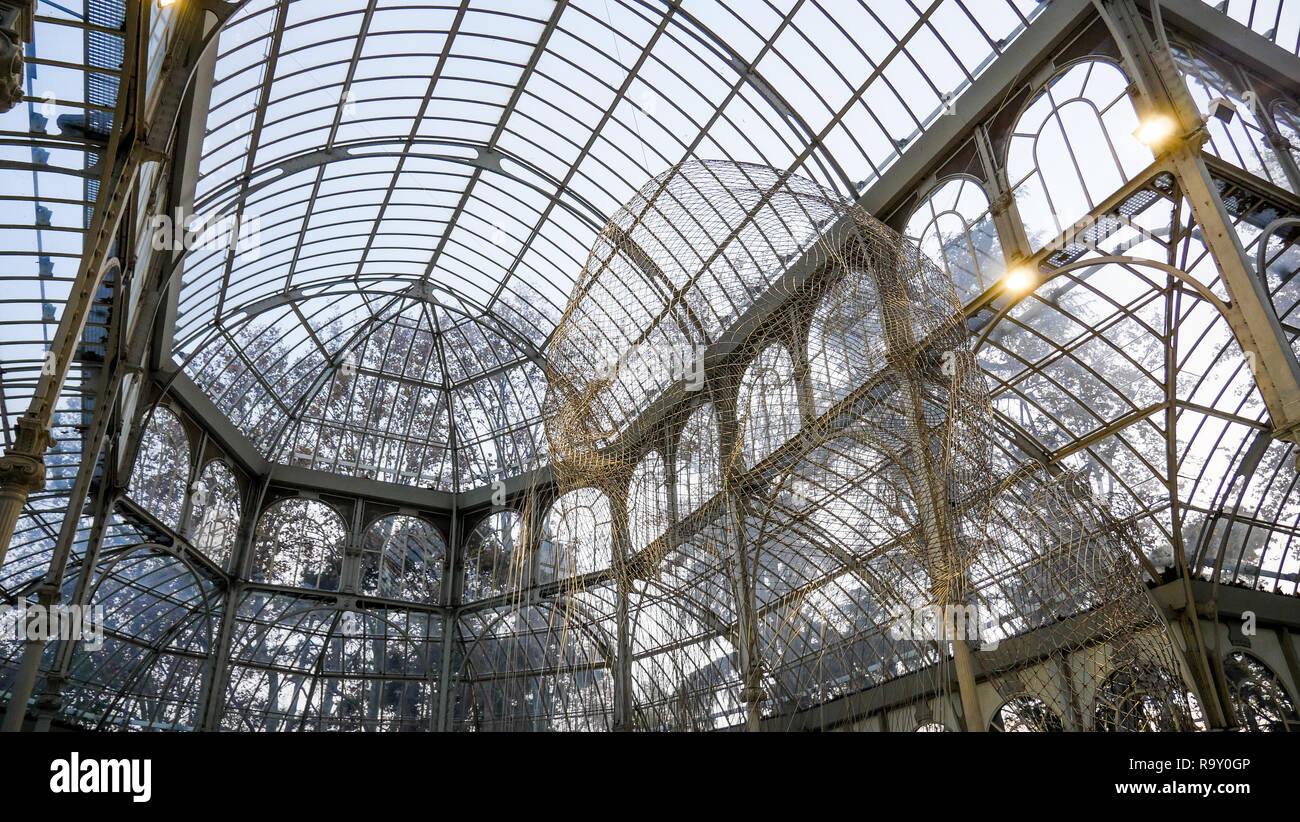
[173, 0, 1048, 490]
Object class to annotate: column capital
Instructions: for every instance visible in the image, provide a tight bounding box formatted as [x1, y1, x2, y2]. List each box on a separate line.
[33, 581, 59, 605]
[989, 189, 1017, 215]
[35, 672, 65, 713]
[11, 415, 50, 451]
[0, 413, 48, 492]
[0, 451, 46, 494]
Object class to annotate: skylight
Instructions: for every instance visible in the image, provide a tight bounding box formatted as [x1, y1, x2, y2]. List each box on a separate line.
[173, 0, 1047, 491]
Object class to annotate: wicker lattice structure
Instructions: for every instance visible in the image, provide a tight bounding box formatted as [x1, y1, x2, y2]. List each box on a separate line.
[449, 160, 1194, 731]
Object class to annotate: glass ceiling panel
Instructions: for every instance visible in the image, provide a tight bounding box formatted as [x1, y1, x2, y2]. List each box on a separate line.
[1, 1, 133, 604]
[1206, 0, 1300, 54]
[173, 0, 1046, 490]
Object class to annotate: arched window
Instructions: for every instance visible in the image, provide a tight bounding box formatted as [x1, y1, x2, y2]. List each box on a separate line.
[1093, 665, 1191, 731]
[628, 451, 669, 553]
[221, 599, 439, 732]
[73, 548, 215, 730]
[1006, 60, 1150, 250]
[540, 488, 613, 580]
[128, 405, 191, 530]
[463, 510, 525, 602]
[1173, 46, 1295, 193]
[251, 499, 346, 591]
[807, 271, 887, 414]
[676, 404, 720, 516]
[360, 515, 445, 603]
[906, 177, 1004, 303]
[736, 344, 800, 468]
[1223, 651, 1300, 731]
[454, 360, 549, 490]
[189, 460, 241, 569]
[989, 695, 1064, 731]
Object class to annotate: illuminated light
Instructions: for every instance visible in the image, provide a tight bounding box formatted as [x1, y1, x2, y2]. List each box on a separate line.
[1133, 115, 1177, 146]
[159, 0, 178, 7]
[1004, 267, 1035, 294]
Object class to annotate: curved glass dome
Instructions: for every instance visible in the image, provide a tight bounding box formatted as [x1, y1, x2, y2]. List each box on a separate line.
[173, 0, 1048, 490]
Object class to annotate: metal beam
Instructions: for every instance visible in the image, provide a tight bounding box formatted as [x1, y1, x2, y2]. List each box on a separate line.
[1094, 0, 1260, 730]
[1139, 0, 1300, 95]
[860, 0, 1096, 221]
[147, 0, 226, 375]
[164, 369, 269, 475]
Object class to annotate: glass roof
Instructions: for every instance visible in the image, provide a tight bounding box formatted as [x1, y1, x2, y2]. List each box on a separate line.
[0, 0, 136, 599]
[5, 0, 1300, 735]
[174, 0, 1048, 490]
